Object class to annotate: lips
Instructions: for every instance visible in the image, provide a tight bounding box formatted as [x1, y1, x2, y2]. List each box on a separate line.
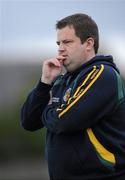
[62, 55, 68, 61]
[62, 57, 69, 66]
[62, 56, 67, 63]
[58, 55, 68, 65]
[62, 55, 68, 58]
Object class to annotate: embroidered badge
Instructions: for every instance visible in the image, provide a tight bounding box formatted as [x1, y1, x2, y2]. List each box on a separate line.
[63, 88, 72, 102]
[52, 97, 60, 103]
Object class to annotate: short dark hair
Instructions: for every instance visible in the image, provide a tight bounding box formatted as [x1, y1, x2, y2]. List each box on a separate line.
[56, 13, 99, 54]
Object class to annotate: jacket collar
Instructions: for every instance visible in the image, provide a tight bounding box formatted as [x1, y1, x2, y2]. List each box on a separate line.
[65, 55, 115, 77]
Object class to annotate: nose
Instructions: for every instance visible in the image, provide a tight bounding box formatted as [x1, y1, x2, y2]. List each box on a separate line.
[58, 43, 66, 54]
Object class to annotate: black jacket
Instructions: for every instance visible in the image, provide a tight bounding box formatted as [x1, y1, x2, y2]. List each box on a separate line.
[21, 55, 125, 180]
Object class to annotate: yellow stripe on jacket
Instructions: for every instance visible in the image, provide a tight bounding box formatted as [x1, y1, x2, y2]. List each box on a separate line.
[58, 64, 104, 118]
[87, 128, 116, 164]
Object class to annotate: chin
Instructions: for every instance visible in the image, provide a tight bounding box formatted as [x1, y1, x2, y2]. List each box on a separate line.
[65, 66, 75, 72]
[64, 63, 76, 72]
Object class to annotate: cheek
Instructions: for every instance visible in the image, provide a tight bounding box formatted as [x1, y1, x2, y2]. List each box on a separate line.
[74, 48, 84, 58]
[69, 46, 80, 55]
[68, 45, 84, 58]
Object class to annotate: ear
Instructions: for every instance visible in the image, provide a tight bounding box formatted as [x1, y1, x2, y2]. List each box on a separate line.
[86, 37, 94, 51]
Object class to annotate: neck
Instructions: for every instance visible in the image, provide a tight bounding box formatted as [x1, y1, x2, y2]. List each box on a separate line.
[84, 51, 96, 63]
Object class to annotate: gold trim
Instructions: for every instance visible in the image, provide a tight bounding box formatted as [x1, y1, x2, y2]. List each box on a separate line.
[73, 66, 96, 98]
[59, 64, 104, 118]
[87, 128, 115, 164]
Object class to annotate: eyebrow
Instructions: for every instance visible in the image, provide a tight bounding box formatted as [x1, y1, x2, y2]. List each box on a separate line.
[56, 39, 74, 45]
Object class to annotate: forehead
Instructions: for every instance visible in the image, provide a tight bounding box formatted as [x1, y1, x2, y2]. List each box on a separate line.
[57, 25, 76, 40]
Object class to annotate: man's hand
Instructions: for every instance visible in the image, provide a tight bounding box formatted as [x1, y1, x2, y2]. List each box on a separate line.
[41, 56, 66, 85]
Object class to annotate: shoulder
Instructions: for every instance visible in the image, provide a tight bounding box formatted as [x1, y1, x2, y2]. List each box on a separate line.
[88, 63, 118, 83]
[79, 63, 118, 93]
[79, 63, 116, 84]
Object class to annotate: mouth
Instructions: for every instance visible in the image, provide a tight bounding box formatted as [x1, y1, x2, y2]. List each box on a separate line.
[62, 55, 68, 60]
[62, 56, 68, 64]
[58, 54, 68, 65]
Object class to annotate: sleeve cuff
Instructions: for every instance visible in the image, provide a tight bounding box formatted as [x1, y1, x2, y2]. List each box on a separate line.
[34, 80, 52, 97]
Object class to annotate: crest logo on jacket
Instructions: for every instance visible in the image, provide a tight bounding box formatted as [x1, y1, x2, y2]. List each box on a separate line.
[63, 88, 71, 102]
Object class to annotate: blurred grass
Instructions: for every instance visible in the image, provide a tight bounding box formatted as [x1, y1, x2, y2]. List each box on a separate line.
[0, 105, 46, 161]
[0, 64, 47, 161]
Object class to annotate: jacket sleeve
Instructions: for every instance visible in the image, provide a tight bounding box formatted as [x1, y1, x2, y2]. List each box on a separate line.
[42, 64, 118, 134]
[21, 80, 52, 131]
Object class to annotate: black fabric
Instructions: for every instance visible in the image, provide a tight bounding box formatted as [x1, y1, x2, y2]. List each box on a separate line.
[21, 55, 125, 179]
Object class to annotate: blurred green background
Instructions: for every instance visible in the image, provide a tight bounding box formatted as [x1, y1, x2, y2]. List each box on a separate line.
[0, 64, 49, 180]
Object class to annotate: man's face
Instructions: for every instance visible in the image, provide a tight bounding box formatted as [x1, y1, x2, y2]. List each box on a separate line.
[56, 25, 88, 72]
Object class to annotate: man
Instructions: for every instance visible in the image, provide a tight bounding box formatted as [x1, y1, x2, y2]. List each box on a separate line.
[21, 13, 125, 179]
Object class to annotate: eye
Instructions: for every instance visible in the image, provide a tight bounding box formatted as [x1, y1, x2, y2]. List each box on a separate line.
[56, 41, 60, 46]
[64, 40, 73, 44]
